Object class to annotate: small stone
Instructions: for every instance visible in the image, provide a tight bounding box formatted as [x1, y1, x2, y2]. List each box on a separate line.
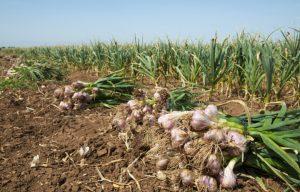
[58, 176, 66, 186]
[97, 148, 108, 157]
[157, 171, 167, 181]
[79, 146, 89, 156]
[30, 155, 40, 168]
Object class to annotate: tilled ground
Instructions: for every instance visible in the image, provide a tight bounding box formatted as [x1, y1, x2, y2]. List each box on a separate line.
[0, 57, 286, 192]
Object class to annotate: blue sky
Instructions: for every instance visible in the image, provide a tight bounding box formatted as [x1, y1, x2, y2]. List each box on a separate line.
[0, 0, 299, 47]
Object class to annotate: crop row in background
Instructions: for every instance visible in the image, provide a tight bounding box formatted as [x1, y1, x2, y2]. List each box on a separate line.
[2, 30, 300, 103]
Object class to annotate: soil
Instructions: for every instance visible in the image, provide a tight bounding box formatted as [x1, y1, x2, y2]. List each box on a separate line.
[0, 56, 287, 192]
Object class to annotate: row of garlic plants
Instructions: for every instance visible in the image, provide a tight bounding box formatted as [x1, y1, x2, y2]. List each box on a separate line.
[8, 30, 300, 103]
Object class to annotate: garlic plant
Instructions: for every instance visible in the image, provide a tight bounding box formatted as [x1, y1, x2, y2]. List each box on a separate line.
[54, 72, 134, 110]
[10, 30, 299, 103]
[112, 90, 300, 191]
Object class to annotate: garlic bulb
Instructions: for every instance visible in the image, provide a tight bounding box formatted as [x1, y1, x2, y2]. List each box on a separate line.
[158, 115, 175, 130]
[126, 114, 134, 122]
[6, 68, 16, 77]
[156, 157, 169, 170]
[143, 114, 156, 126]
[72, 80, 88, 89]
[113, 118, 126, 129]
[191, 110, 212, 131]
[54, 88, 64, 99]
[72, 92, 92, 103]
[219, 158, 237, 189]
[226, 131, 247, 154]
[195, 175, 218, 192]
[203, 129, 226, 143]
[162, 119, 175, 130]
[92, 87, 99, 94]
[157, 115, 167, 125]
[64, 85, 74, 98]
[180, 169, 194, 186]
[72, 92, 85, 101]
[73, 102, 87, 110]
[132, 110, 143, 121]
[154, 92, 162, 101]
[206, 154, 221, 175]
[142, 105, 152, 114]
[204, 104, 218, 118]
[171, 128, 189, 148]
[158, 111, 193, 130]
[183, 140, 197, 155]
[59, 101, 72, 110]
[127, 100, 139, 110]
[82, 92, 92, 103]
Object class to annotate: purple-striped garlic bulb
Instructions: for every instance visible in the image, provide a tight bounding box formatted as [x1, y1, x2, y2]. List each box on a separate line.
[203, 129, 226, 143]
[204, 104, 218, 119]
[180, 169, 194, 186]
[190, 110, 212, 131]
[195, 175, 218, 192]
[64, 85, 74, 98]
[171, 128, 189, 148]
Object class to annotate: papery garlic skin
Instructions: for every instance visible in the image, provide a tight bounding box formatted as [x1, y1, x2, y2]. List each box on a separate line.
[126, 114, 134, 123]
[92, 87, 99, 94]
[30, 155, 40, 168]
[79, 146, 90, 156]
[72, 92, 85, 101]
